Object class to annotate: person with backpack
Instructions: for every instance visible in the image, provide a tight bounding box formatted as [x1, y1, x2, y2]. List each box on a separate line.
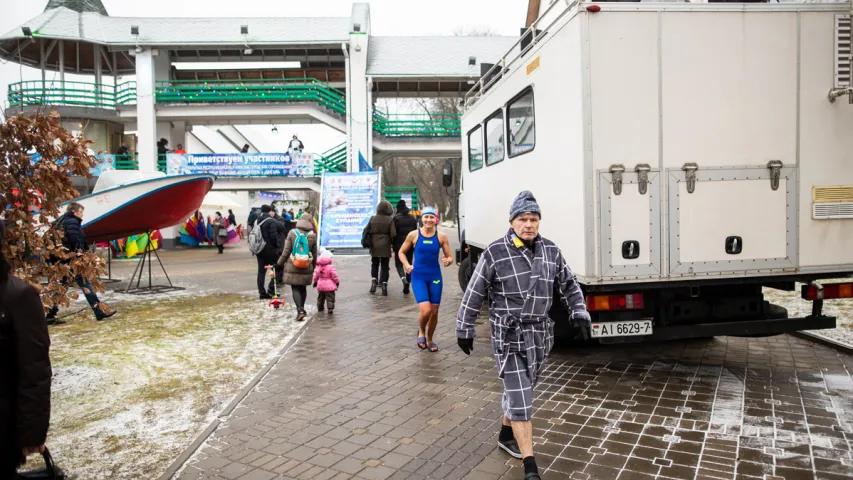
[312, 248, 340, 315]
[45, 203, 116, 323]
[248, 205, 280, 300]
[269, 212, 317, 321]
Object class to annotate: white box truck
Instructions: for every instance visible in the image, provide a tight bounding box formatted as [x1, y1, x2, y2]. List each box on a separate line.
[449, 0, 853, 342]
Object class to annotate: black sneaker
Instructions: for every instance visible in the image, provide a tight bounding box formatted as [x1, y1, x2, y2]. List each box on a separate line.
[259, 293, 273, 300]
[96, 310, 117, 321]
[402, 279, 410, 295]
[498, 438, 523, 459]
[47, 317, 67, 326]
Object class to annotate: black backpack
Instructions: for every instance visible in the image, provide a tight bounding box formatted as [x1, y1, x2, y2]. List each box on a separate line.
[361, 218, 373, 249]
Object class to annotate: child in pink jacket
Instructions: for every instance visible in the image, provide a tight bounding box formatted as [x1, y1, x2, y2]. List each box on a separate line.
[313, 249, 340, 314]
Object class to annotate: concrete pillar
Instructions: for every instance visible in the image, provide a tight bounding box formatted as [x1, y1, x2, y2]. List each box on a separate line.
[346, 3, 371, 172]
[134, 49, 157, 172]
[366, 76, 373, 167]
[171, 121, 188, 151]
[92, 43, 104, 105]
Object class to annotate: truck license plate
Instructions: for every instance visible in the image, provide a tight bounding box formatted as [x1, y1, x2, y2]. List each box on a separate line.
[591, 320, 653, 338]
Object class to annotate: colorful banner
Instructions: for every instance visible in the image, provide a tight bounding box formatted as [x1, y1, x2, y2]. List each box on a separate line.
[319, 172, 381, 249]
[29, 152, 115, 176]
[166, 152, 314, 177]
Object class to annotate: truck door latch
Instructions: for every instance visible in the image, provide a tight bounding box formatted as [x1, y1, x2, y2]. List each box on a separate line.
[682, 163, 699, 193]
[767, 160, 783, 191]
[609, 164, 625, 195]
[635, 164, 651, 195]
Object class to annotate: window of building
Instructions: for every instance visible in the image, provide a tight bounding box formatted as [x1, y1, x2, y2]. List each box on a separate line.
[468, 125, 483, 171]
[485, 110, 505, 166]
[507, 88, 535, 157]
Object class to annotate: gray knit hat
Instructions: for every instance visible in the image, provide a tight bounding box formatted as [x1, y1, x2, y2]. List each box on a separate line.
[509, 190, 541, 221]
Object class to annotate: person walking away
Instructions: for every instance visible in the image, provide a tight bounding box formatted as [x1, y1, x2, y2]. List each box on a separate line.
[456, 191, 591, 480]
[249, 205, 280, 300]
[295, 209, 304, 220]
[212, 212, 227, 254]
[0, 222, 52, 477]
[45, 203, 117, 323]
[227, 209, 237, 229]
[392, 200, 418, 294]
[313, 249, 340, 315]
[270, 213, 317, 321]
[397, 207, 452, 352]
[247, 207, 261, 236]
[173, 144, 187, 154]
[367, 200, 396, 296]
[289, 135, 304, 153]
[269, 207, 288, 295]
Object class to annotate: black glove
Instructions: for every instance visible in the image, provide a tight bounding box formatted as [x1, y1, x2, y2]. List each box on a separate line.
[312, 282, 317, 288]
[457, 337, 474, 355]
[571, 314, 592, 341]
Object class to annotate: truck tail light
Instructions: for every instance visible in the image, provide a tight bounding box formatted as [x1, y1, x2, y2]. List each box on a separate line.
[801, 283, 853, 301]
[586, 294, 644, 312]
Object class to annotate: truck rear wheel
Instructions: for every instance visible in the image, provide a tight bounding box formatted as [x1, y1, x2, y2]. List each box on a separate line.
[458, 257, 473, 291]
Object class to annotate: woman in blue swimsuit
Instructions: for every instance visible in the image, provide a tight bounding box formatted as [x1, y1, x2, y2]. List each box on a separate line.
[398, 207, 453, 352]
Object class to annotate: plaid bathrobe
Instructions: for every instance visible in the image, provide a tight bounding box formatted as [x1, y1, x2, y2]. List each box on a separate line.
[456, 230, 590, 421]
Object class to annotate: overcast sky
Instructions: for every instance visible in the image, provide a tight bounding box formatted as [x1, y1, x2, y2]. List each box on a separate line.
[0, 0, 526, 154]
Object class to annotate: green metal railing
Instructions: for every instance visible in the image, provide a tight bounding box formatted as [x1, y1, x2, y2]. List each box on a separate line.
[384, 186, 420, 212]
[115, 154, 139, 170]
[314, 142, 347, 176]
[7, 80, 136, 108]
[373, 111, 461, 138]
[155, 78, 346, 115]
[7, 79, 461, 138]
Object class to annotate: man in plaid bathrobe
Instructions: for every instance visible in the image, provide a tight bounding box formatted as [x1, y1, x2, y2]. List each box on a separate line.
[456, 190, 590, 480]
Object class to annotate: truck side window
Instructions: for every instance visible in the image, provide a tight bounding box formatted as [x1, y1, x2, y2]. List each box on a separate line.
[485, 110, 505, 166]
[507, 88, 535, 157]
[468, 125, 483, 171]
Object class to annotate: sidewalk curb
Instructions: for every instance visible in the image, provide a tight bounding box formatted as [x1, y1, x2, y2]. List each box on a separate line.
[792, 331, 853, 355]
[158, 313, 317, 480]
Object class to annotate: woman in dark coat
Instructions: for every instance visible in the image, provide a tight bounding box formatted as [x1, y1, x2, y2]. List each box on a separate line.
[0, 223, 51, 476]
[211, 212, 227, 254]
[367, 200, 396, 296]
[273, 214, 318, 322]
[392, 200, 418, 294]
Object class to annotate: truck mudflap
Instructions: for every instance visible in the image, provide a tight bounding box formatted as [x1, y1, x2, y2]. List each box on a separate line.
[597, 316, 836, 343]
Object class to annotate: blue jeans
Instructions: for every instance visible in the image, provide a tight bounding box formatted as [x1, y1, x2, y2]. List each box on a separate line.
[48, 276, 104, 318]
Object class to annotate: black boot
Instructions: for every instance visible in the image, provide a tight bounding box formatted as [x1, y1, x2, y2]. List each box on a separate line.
[370, 278, 377, 294]
[402, 277, 410, 295]
[381, 282, 388, 296]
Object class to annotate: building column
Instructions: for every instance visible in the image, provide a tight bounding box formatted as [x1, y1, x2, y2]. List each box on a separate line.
[346, 5, 371, 172]
[94, 44, 103, 106]
[134, 49, 157, 172]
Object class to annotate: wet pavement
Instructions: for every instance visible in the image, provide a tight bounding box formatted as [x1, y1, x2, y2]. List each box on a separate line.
[150, 246, 853, 480]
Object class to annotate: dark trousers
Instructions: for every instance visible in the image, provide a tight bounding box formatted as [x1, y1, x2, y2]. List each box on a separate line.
[256, 251, 278, 295]
[318, 291, 336, 311]
[47, 275, 103, 318]
[394, 249, 413, 283]
[217, 244, 224, 254]
[371, 257, 390, 284]
[292, 285, 307, 313]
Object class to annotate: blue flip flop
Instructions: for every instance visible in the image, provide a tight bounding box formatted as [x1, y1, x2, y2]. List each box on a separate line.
[428, 343, 439, 353]
[417, 335, 427, 350]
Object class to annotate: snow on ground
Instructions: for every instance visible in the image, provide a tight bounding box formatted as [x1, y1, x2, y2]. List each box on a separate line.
[764, 280, 853, 347]
[43, 293, 306, 480]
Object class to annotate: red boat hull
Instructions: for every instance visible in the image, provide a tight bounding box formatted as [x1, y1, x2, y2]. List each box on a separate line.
[83, 177, 213, 243]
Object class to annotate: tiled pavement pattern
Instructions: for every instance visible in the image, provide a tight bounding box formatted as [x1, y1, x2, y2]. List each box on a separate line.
[173, 284, 853, 479]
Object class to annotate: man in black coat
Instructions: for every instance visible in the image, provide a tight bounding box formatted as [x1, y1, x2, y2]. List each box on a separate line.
[46, 203, 116, 323]
[0, 222, 51, 476]
[392, 200, 419, 294]
[254, 205, 280, 299]
[268, 206, 289, 296]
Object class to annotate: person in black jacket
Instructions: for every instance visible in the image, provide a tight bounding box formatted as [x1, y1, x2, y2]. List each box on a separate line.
[0, 221, 52, 477]
[392, 200, 418, 294]
[227, 209, 237, 229]
[45, 203, 116, 323]
[267, 206, 288, 296]
[254, 205, 280, 300]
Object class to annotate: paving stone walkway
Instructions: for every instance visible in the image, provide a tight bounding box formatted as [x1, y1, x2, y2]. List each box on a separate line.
[170, 262, 853, 480]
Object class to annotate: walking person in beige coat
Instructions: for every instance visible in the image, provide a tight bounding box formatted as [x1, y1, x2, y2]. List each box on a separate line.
[268, 214, 317, 321]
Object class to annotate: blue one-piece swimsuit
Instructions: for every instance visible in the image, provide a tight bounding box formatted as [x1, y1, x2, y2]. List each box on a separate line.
[411, 229, 443, 304]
